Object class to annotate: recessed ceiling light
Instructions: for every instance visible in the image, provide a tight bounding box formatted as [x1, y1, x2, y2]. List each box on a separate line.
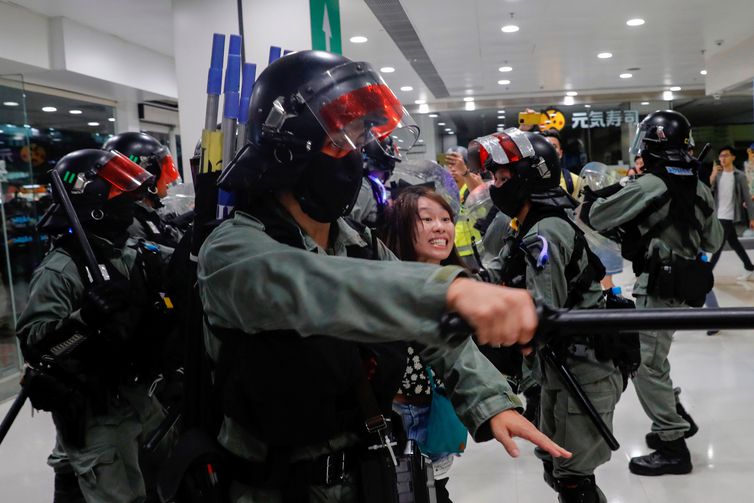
[464, 102, 476, 111]
[497, 124, 504, 127]
[498, 79, 511, 85]
[438, 122, 446, 126]
[566, 91, 578, 97]
[379, 66, 395, 73]
[700, 69, 708, 75]
[349, 35, 368, 43]
[108, 117, 116, 122]
[663, 91, 674, 101]
[669, 86, 681, 91]
[641, 101, 650, 105]
[597, 52, 613, 59]
[42, 106, 57, 112]
[400, 86, 414, 92]
[498, 66, 513, 72]
[87, 122, 100, 126]
[429, 114, 438, 118]
[418, 104, 429, 114]
[563, 96, 575, 106]
[445, 128, 452, 131]
[414, 99, 426, 105]
[626, 18, 645, 27]
[463, 97, 474, 102]
[501, 25, 519, 33]
[497, 110, 505, 113]
[497, 116, 505, 119]
[69, 109, 83, 115]
[619, 73, 633, 79]
[447, 131, 454, 135]
[3, 101, 19, 107]
[584, 104, 592, 108]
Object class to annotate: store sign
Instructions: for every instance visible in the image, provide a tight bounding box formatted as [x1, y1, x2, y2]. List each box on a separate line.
[310, 0, 342, 54]
[571, 110, 639, 129]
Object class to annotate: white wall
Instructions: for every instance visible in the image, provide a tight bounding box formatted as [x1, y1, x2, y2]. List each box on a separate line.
[0, 2, 50, 70]
[706, 33, 754, 95]
[49, 17, 177, 98]
[171, 0, 312, 174]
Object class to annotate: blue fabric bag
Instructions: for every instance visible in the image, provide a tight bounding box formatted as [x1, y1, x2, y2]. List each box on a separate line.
[419, 367, 468, 456]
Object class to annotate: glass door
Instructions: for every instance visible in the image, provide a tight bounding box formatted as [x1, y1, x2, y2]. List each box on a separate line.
[0, 75, 36, 400]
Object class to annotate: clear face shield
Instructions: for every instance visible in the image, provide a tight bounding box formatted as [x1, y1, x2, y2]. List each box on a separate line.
[298, 61, 419, 159]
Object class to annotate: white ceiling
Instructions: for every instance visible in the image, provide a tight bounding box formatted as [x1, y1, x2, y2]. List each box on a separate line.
[8, 0, 174, 56]
[341, 0, 754, 108]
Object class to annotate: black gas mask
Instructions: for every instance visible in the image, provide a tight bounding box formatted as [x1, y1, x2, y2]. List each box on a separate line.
[489, 176, 530, 218]
[293, 150, 364, 223]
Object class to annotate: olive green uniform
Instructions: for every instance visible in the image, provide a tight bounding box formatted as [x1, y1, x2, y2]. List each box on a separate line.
[16, 237, 169, 503]
[198, 206, 523, 503]
[589, 174, 723, 441]
[488, 216, 622, 484]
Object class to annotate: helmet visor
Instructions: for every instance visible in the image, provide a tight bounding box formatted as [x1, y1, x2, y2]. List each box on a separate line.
[299, 61, 419, 158]
[101, 150, 155, 198]
[160, 154, 180, 184]
[629, 125, 646, 156]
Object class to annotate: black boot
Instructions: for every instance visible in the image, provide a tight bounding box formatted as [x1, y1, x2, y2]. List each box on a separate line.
[629, 437, 692, 476]
[645, 402, 699, 449]
[555, 476, 605, 503]
[54, 470, 85, 503]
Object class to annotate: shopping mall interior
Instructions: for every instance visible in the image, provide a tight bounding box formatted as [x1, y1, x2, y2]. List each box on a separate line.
[1, 0, 754, 501]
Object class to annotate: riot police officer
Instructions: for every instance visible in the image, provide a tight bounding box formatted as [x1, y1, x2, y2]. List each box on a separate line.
[583, 110, 724, 475]
[197, 50, 570, 503]
[476, 129, 624, 503]
[16, 149, 174, 501]
[350, 136, 400, 228]
[103, 131, 183, 248]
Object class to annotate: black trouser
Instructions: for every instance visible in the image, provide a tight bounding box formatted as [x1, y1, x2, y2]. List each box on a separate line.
[710, 219, 754, 270]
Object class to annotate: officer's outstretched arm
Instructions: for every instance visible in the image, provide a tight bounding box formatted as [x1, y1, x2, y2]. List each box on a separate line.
[490, 409, 571, 458]
[420, 336, 571, 459]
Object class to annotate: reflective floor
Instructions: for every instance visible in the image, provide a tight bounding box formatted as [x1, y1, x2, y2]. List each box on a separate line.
[1, 250, 754, 502]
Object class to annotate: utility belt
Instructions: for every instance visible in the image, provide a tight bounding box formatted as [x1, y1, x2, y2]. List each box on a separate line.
[551, 331, 640, 390]
[646, 250, 713, 307]
[159, 418, 437, 503]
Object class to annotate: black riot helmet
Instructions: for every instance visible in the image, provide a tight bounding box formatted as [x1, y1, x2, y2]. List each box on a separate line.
[363, 136, 401, 176]
[630, 110, 695, 165]
[102, 132, 179, 199]
[218, 50, 419, 223]
[38, 149, 154, 231]
[468, 129, 567, 217]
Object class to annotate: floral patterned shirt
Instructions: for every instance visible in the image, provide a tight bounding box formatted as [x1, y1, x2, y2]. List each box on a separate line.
[397, 343, 444, 397]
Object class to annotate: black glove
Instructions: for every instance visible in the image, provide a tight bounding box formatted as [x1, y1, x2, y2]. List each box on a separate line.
[80, 279, 130, 328]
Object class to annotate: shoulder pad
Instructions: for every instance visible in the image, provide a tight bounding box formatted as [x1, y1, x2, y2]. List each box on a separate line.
[42, 248, 75, 274]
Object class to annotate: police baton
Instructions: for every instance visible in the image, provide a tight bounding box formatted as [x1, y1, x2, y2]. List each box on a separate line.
[0, 369, 31, 446]
[442, 304, 754, 451]
[48, 169, 104, 284]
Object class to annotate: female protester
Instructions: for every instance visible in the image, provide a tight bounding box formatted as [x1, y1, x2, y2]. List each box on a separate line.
[476, 129, 624, 503]
[383, 186, 465, 503]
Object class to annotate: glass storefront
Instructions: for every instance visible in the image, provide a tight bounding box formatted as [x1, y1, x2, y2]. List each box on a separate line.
[0, 78, 116, 400]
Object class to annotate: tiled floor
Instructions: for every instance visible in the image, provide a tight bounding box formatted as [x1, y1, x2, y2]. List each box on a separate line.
[2, 251, 754, 502]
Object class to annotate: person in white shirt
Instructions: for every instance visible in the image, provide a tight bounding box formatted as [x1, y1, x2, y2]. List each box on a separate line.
[709, 146, 754, 280]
